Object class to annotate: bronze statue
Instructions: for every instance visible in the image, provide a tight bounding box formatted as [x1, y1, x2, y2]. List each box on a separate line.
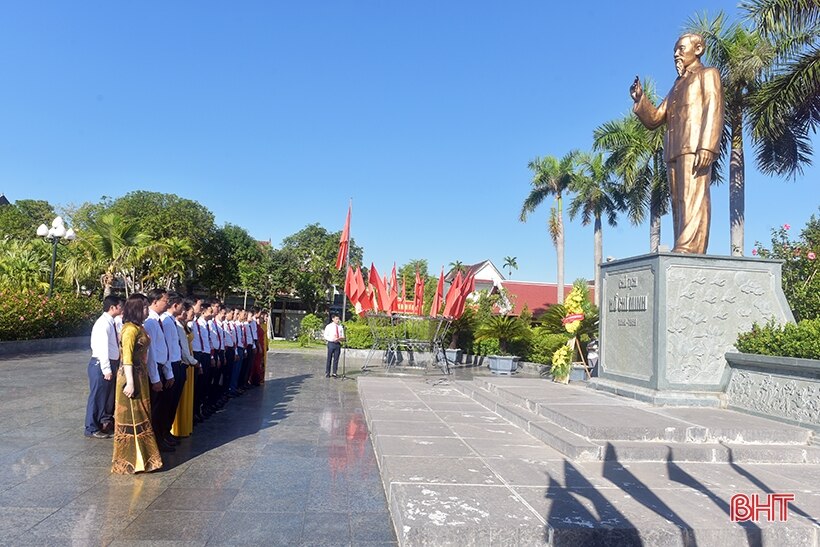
[631, 33, 723, 254]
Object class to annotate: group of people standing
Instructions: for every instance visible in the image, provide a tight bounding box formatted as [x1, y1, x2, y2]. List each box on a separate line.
[84, 290, 268, 474]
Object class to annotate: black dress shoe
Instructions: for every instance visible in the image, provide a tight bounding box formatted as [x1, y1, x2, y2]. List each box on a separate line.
[331, 373, 339, 378]
[325, 374, 330, 378]
[164, 436, 179, 446]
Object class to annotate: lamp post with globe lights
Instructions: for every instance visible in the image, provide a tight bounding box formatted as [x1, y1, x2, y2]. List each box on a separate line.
[36, 216, 76, 297]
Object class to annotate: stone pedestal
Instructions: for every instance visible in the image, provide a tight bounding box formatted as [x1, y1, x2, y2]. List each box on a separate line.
[592, 253, 794, 406]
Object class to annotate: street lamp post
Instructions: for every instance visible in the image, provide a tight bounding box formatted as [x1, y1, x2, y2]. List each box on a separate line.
[36, 216, 76, 297]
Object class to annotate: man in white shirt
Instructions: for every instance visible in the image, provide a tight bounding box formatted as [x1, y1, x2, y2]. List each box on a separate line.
[144, 288, 175, 452]
[190, 299, 213, 421]
[160, 292, 185, 445]
[323, 314, 345, 378]
[85, 295, 122, 438]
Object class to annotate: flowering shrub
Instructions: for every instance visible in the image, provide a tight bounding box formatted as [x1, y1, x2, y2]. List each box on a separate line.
[753, 213, 820, 321]
[0, 290, 99, 341]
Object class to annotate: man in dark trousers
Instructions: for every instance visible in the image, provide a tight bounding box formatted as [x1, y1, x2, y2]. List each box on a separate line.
[85, 295, 122, 438]
[323, 314, 345, 378]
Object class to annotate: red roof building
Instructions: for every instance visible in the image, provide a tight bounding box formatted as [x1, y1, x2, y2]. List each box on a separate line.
[500, 280, 595, 317]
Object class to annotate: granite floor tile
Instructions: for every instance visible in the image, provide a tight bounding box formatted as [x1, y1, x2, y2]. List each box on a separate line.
[0, 506, 54, 541]
[350, 512, 396, 543]
[147, 487, 239, 512]
[302, 511, 351, 545]
[208, 511, 304, 545]
[118, 510, 223, 541]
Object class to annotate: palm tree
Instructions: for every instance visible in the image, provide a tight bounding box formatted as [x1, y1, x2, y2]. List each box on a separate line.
[502, 256, 518, 278]
[77, 212, 150, 295]
[593, 100, 668, 253]
[568, 152, 620, 306]
[144, 236, 194, 289]
[449, 260, 466, 274]
[520, 151, 578, 303]
[0, 240, 50, 292]
[744, 0, 820, 178]
[687, 12, 775, 256]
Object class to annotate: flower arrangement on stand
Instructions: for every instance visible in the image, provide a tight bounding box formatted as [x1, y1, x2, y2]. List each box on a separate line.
[550, 283, 592, 382]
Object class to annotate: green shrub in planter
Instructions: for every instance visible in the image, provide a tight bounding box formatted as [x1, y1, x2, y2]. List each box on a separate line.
[0, 290, 99, 341]
[736, 318, 820, 360]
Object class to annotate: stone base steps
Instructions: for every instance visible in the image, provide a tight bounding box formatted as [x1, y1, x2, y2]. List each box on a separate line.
[454, 378, 820, 464]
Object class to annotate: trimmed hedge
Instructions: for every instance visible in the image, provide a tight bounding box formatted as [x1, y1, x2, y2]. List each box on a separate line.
[0, 290, 99, 341]
[735, 319, 820, 360]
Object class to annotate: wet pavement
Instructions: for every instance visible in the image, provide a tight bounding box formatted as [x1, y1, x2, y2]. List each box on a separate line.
[0, 349, 396, 546]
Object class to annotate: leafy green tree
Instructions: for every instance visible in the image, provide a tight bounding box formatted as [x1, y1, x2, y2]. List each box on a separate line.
[281, 223, 363, 314]
[448, 260, 466, 274]
[568, 152, 620, 306]
[520, 152, 578, 303]
[745, 0, 820, 178]
[0, 199, 56, 240]
[398, 259, 428, 300]
[594, 97, 668, 252]
[244, 247, 299, 310]
[196, 227, 235, 297]
[687, 12, 775, 255]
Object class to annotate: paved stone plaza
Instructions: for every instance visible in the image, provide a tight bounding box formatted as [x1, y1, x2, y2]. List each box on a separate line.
[2, 348, 819, 546]
[0, 349, 396, 546]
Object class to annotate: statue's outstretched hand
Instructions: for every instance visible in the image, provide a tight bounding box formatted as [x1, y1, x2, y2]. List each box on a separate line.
[630, 76, 643, 103]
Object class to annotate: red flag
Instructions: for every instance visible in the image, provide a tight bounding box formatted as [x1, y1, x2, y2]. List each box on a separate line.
[344, 264, 358, 309]
[453, 271, 475, 318]
[400, 276, 407, 303]
[443, 271, 463, 317]
[335, 204, 351, 270]
[429, 267, 444, 317]
[413, 270, 424, 315]
[369, 263, 389, 312]
[389, 264, 399, 312]
[356, 267, 372, 314]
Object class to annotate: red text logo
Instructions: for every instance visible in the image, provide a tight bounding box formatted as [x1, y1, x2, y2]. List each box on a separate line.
[730, 493, 794, 522]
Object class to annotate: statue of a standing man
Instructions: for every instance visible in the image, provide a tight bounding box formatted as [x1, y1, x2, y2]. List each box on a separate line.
[631, 33, 723, 254]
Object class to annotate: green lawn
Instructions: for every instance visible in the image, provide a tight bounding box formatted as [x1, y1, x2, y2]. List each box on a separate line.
[268, 339, 325, 350]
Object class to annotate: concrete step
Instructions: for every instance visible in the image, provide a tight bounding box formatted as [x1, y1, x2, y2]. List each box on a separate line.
[453, 381, 601, 461]
[456, 379, 820, 464]
[602, 440, 820, 463]
[477, 377, 813, 445]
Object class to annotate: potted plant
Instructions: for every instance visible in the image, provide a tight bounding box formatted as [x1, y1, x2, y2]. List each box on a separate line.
[474, 315, 531, 374]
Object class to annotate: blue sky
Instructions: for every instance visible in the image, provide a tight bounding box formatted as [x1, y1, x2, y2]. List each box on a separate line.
[1, 1, 817, 282]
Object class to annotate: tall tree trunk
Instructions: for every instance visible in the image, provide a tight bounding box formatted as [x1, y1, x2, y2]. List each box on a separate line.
[594, 215, 602, 308]
[556, 196, 565, 304]
[650, 156, 661, 253]
[730, 111, 745, 256]
[649, 208, 661, 253]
